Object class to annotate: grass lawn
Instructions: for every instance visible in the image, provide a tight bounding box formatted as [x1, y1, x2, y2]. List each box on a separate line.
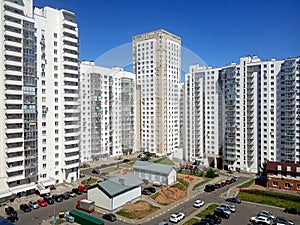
[195, 204, 219, 218]
[101, 167, 120, 173]
[184, 218, 199, 225]
[153, 157, 175, 165]
[178, 178, 190, 188]
[171, 182, 187, 191]
[80, 163, 90, 169]
[81, 177, 98, 185]
[193, 178, 212, 190]
[238, 179, 255, 188]
[237, 191, 300, 209]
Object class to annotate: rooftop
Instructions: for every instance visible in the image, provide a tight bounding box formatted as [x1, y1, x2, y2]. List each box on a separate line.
[133, 160, 175, 175]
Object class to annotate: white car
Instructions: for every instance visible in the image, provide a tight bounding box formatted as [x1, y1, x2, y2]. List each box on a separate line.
[257, 210, 275, 219]
[193, 200, 205, 208]
[249, 216, 270, 225]
[220, 203, 236, 212]
[28, 201, 39, 209]
[169, 212, 185, 223]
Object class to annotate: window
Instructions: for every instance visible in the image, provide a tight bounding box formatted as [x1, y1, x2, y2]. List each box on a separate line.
[54, 33, 57, 38]
[284, 183, 292, 188]
[297, 184, 300, 190]
[272, 181, 278, 186]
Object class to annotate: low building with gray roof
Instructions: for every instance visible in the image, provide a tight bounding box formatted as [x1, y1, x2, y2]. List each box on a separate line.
[133, 161, 177, 185]
[88, 173, 143, 211]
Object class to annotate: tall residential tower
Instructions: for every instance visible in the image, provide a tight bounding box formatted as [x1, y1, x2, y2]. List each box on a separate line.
[132, 29, 181, 156]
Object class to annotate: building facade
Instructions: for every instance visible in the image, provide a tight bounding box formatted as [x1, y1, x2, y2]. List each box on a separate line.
[184, 56, 300, 173]
[132, 29, 181, 156]
[80, 62, 136, 162]
[0, 0, 80, 202]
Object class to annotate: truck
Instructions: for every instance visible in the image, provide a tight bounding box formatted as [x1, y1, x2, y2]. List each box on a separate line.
[76, 198, 95, 213]
[69, 209, 104, 225]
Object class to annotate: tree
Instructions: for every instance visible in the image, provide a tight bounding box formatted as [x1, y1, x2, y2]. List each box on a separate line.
[205, 168, 216, 178]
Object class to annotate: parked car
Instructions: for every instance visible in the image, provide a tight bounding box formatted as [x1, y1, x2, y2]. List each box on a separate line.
[205, 214, 221, 224]
[257, 210, 275, 219]
[204, 184, 215, 192]
[214, 183, 221, 189]
[63, 192, 70, 200]
[225, 197, 241, 204]
[274, 217, 294, 225]
[72, 188, 82, 195]
[200, 218, 219, 225]
[220, 203, 236, 213]
[193, 221, 210, 225]
[20, 204, 32, 213]
[283, 208, 299, 215]
[123, 159, 130, 163]
[158, 222, 171, 225]
[142, 189, 152, 195]
[68, 191, 76, 197]
[220, 182, 226, 187]
[6, 214, 18, 222]
[225, 179, 233, 185]
[144, 186, 156, 193]
[52, 194, 64, 202]
[44, 196, 54, 205]
[231, 176, 238, 182]
[78, 185, 88, 193]
[169, 212, 185, 223]
[153, 182, 162, 187]
[28, 201, 39, 209]
[102, 213, 117, 222]
[193, 200, 205, 208]
[249, 216, 270, 225]
[92, 169, 100, 174]
[214, 208, 230, 219]
[37, 198, 48, 207]
[5, 206, 17, 217]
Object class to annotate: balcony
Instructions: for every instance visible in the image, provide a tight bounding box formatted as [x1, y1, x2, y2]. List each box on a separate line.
[6, 155, 24, 163]
[6, 136, 23, 144]
[7, 174, 24, 183]
[64, 60, 78, 67]
[6, 164, 24, 173]
[4, 39, 22, 48]
[4, 30, 22, 39]
[62, 27, 77, 37]
[5, 49, 22, 58]
[63, 162, 79, 170]
[63, 35, 78, 44]
[5, 98, 23, 105]
[6, 146, 23, 154]
[4, 10, 25, 21]
[4, 19, 22, 29]
[4, 69, 22, 77]
[63, 19, 77, 28]
[63, 52, 78, 59]
[63, 68, 78, 75]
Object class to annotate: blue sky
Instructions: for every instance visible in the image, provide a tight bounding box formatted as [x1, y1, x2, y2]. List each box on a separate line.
[34, 0, 300, 68]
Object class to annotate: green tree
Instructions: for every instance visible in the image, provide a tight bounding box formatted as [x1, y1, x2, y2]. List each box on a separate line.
[205, 168, 216, 178]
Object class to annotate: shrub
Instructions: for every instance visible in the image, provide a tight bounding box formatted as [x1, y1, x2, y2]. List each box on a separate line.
[205, 168, 217, 178]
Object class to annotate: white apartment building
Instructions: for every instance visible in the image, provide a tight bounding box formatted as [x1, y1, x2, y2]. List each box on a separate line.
[184, 56, 300, 173]
[80, 62, 136, 162]
[0, 0, 80, 202]
[34, 6, 80, 185]
[132, 29, 181, 156]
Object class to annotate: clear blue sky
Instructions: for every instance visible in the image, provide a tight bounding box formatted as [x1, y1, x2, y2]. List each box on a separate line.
[34, 0, 300, 67]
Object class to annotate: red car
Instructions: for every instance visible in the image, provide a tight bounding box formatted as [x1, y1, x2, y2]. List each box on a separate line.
[78, 185, 87, 193]
[37, 198, 48, 207]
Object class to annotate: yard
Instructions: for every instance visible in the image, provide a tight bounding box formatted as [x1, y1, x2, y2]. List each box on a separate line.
[116, 200, 160, 219]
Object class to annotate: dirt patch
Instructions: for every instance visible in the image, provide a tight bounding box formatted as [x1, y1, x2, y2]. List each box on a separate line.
[154, 187, 187, 205]
[119, 200, 160, 219]
[123, 201, 150, 212]
[177, 174, 199, 182]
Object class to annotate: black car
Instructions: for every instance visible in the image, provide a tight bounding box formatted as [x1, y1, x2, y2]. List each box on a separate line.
[5, 206, 17, 217]
[102, 213, 117, 222]
[205, 214, 221, 224]
[44, 196, 54, 204]
[142, 189, 152, 195]
[72, 188, 82, 195]
[274, 216, 294, 225]
[283, 208, 299, 215]
[220, 182, 226, 187]
[214, 208, 230, 219]
[204, 184, 215, 192]
[193, 221, 210, 225]
[144, 187, 156, 193]
[52, 194, 63, 202]
[123, 159, 130, 163]
[92, 169, 100, 174]
[200, 218, 219, 225]
[214, 183, 221, 189]
[63, 192, 71, 200]
[20, 204, 32, 212]
[225, 197, 241, 204]
[7, 214, 18, 222]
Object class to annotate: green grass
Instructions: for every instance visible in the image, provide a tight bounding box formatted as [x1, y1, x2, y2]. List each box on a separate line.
[184, 218, 199, 225]
[153, 157, 175, 165]
[116, 210, 134, 219]
[238, 179, 255, 188]
[101, 167, 120, 173]
[193, 178, 212, 190]
[80, 163, 90, 169]
[81, 177, 98, 185]
[171, 182, 187, 191]
[116, 203, 160, 219]
[237, 191, 300, 209]
[178, 178, 190, 188]
[195, 204, 219, 218]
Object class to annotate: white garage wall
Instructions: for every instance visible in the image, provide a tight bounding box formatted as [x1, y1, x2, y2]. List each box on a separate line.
[88, 187, 111, 210]
[112, 187, 141, 210]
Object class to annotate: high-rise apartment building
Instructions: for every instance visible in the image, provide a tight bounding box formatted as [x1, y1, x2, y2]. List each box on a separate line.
[80, 62, 136, 162]
[34, 6, 80, 185]
[0, 0, 80, 202]
[132, 29, 181, 156]
[184, 56, 300, 173]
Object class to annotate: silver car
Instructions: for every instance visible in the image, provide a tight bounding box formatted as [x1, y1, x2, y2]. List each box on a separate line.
[28, 201, 39, 209]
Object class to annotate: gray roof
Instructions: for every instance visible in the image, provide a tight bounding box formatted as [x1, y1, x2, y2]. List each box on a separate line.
[133, 161, 175, 175]
[97, 173, 142, 198]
